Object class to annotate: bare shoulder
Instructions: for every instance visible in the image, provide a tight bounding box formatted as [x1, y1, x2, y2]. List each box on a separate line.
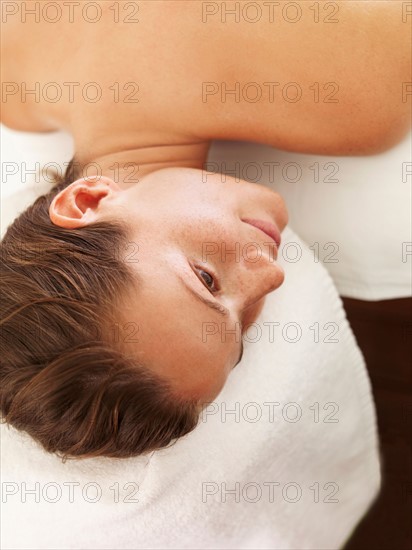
[189, 0, 412, 155]
[0, 1, 71, 131]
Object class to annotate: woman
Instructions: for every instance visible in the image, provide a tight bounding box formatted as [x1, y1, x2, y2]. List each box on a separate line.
[1, 0, 410, 459]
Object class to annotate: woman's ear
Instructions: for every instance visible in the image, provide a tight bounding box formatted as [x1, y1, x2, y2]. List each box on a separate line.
[49, 176, 121, 228]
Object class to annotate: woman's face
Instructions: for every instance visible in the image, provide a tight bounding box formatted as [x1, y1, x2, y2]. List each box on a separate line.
[52, 167, 288, 403]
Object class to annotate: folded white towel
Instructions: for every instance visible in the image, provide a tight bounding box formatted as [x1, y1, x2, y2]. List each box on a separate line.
[1, 225, 380, 550]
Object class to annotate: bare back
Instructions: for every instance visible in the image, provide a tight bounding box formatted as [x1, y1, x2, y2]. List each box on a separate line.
[2, 0, 411, 158]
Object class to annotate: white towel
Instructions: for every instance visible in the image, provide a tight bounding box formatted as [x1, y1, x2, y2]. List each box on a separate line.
[1, 225, 380, 550]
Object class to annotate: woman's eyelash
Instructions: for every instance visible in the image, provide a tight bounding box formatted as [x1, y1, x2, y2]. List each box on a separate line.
[195, 267, 219, 294]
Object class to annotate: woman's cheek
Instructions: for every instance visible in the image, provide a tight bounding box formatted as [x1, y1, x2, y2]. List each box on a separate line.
[242, 298, 266, 331]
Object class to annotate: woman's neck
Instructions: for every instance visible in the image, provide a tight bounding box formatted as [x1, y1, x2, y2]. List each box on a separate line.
[74, 138, 211, 189]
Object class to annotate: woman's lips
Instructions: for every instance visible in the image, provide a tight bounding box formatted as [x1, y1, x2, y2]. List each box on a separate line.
[241, 218, 282, 247]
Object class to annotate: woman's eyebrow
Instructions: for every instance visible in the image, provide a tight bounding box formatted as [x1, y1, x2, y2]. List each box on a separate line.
[177, 273, 230, 317]
[179, 273, 244, 369]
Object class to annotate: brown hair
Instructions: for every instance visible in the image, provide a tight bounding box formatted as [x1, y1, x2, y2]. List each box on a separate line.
[0, 159, 200, 460]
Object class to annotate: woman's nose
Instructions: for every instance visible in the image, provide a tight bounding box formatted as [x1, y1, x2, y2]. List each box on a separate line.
[238, 253, 285, 309]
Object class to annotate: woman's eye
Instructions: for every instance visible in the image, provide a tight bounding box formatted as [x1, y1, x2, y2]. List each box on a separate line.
[197, 268, 217, 293]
